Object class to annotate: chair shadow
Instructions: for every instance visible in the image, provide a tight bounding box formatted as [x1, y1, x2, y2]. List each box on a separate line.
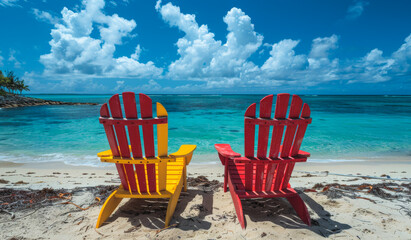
[102, 188, 213, 230]
[242, 190, 351, 237]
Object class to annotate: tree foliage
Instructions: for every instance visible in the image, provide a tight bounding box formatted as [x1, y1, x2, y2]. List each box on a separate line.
[0, 70, 30, 95]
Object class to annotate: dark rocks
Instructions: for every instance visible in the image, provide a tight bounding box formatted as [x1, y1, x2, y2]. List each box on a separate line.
[0, 95, 98, 108]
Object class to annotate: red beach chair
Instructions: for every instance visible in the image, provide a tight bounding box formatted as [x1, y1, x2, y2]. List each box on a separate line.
[215, 93, 312, 229]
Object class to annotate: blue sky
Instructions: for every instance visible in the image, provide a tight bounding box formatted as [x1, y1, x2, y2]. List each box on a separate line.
[0, 0, 410, 94]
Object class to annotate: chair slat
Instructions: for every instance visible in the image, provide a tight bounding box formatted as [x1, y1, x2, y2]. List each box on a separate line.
[244, 103, 256, 157]
[122, 92, 146, 193]
[257, 95, 273, 158]
[100, 103, 128, 190]
[266, 94, 289, 191]
[139, 93, 157, 192]
[273, 95, 303, 191]
[268, 94, 289, 158]
[157, 102, 168, 191]
[108, 94, 138, 192]
[255, 95, 273, 191]
[244, 103, 256, 190]
[280, 95, 303, 158]
[290, 103, 311, 156]
[281, 103, 311, 189]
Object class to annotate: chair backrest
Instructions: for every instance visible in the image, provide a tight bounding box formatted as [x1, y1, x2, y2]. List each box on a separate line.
[99, 92, 168, 193]
[243, 93, 312, 192]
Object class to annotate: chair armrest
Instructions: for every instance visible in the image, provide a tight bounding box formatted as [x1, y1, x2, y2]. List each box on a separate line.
[233, 156, 307, 164]
[214, 144, 241, 159]
[97, 149, 112, 157]
[170, 145, 197, 157]
[170, 145, 197, 165]
[297, 150, 310, 157]
[100, 156, 175, 164]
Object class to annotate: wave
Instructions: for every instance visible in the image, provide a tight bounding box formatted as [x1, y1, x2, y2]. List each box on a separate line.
[0, 153, 106, 167]
[308, 158, 365, 163]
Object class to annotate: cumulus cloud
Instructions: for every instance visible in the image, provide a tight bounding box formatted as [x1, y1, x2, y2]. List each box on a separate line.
[156, 1, 344, 87]
[346, 0, 369, 20]
[392, 34, 411, 73]
[345, 34, 411, 83]
[261, 39, 307, 77]
[156, 2, 262, 81]
[40, 0, 162, 78]
[155, 1, 411, 88]
[156, 1, 221, 79]
[31, 0, 411, 91]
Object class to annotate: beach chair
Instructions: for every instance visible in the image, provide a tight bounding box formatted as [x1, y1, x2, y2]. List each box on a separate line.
[96, 92, 196, 228]
[215, 93, 312, 229]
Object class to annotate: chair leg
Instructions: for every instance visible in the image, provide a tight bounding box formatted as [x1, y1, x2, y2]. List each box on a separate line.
[96, 189, 122, 228]
[286, 194, 311, 226]
[224, 161, 228, 192]
[228, 176, 245, 229]
[183, 165, 187, 192]
[165, 176, 183, 227]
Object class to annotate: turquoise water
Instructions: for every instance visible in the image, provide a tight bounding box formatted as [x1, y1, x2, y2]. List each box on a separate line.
[0, 94, 410, 166]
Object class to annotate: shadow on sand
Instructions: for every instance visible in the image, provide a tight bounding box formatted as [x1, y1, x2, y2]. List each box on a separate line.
[242, 191, 351, 237]
[102, 188, 214, 230]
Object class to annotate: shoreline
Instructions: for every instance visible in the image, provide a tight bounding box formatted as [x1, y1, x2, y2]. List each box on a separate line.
[1, 158, 410, 190]
[1, 151, 410, 168]
[0, 94, 98, 108]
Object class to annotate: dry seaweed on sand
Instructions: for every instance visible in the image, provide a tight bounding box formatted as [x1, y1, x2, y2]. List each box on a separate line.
[310, 182, 411, 202]
[0, 185, 117, 212]
[187, 175, 222, 191]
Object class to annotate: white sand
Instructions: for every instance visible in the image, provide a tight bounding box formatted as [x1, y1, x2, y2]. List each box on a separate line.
[0, 158, 410, 239]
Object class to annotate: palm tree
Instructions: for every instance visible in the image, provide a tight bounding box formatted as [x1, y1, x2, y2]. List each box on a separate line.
[16, 79, 30, 95]
[0, 70, 30, 95]
[0, 71, 5, 93]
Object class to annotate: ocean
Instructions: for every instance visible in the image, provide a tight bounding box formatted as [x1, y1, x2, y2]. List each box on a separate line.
[0, 94, 410, 167]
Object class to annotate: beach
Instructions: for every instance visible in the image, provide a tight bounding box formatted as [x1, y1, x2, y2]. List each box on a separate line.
[1, 158, 410, 239]
[1, 94, 410, 239]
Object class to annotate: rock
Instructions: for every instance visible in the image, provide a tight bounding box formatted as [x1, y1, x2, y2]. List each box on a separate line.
[0, 94, 98, 108]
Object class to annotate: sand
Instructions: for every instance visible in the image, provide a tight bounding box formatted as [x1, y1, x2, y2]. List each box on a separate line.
[0, 158, 410, 240]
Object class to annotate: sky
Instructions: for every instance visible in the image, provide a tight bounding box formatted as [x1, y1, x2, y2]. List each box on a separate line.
[0, 0, 410, 94]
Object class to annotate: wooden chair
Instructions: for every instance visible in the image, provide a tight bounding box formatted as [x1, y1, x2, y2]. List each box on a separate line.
[96, 92, 196, 228]
[215, 93, 312, 228]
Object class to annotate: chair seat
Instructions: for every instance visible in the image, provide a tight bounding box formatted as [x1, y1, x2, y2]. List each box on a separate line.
[114, 157, 185, 198]
[228, 161, 298, 198]
[235, 188, 298, 199]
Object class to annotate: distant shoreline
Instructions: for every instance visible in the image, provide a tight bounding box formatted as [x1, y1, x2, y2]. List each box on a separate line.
[0, 94, 98, 108]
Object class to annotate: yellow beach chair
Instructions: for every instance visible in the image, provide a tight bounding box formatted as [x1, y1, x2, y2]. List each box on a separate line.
[96, 92, 196, 228]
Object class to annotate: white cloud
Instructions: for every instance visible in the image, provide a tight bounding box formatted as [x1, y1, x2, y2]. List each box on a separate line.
[346, 0, 369, 20]
[40, 0, 162, 78]
[156, 2, 263, 83]
[207, 8, 263, 78]
[113, 79, 163, 92]
[155, 1, 411, 88]
[114, 80, 124, 91]
[32, 8, 59, 24]
[0, 0, 20, 8]
[392, 34, 411, 73]
[345, 34, 411, 83]
[131, 45, 141, 60]
[261, 39, 307, 76]
[29, 0, 411, 92]
[309, 35, 338, 59]
[156, 1, 221, 79]
[8, 49, 21, 68]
